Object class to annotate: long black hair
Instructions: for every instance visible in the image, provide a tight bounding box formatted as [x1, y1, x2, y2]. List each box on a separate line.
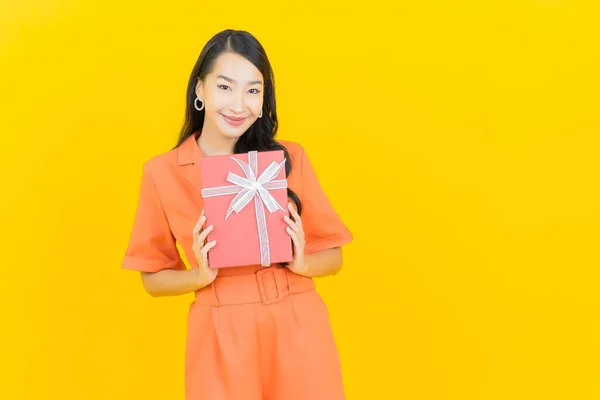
[172, 29, 302, 216]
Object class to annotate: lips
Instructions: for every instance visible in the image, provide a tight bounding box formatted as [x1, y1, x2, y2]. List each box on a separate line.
[222, 115, 246, 121]
[222, 114, 247, 127]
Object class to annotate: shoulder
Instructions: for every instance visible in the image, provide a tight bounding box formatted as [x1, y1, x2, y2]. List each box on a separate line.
[276, 140, 306, 164]
[141, 146, 180, 182]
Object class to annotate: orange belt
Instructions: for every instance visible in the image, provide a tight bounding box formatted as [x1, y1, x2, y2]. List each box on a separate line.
[194, 266, 316, 306]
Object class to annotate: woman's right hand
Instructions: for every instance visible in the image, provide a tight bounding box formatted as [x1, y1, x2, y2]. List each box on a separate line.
[192, 209, 218, 287]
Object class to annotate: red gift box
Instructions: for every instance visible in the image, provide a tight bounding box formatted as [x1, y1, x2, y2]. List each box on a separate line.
[199, 150, 293, 268]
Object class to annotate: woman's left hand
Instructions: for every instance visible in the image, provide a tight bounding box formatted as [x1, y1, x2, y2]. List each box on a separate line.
[284, 202, 307, 273]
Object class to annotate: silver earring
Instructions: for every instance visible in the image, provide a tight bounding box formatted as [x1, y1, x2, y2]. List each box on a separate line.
[258, 110, 263, 118]
[194, 97, 205, 111]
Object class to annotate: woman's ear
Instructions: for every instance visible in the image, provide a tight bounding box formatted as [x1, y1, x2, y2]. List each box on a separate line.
[195, 78, 204, 98]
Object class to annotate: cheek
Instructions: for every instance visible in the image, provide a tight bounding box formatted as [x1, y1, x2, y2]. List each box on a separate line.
[248, 97, 263, 112]
[204, 89, 227, 108]
[206, 95, 227, 112]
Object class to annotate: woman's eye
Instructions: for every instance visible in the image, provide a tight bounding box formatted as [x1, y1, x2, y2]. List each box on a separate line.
[249, 89, 260, 94]
[218, 85, 230, 91]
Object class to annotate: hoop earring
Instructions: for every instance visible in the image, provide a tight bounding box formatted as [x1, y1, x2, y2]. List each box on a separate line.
[258, 110, 263, 118]
[194, 97, 205, 111]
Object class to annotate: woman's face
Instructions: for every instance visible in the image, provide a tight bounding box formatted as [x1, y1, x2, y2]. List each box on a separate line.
[195, 52, 264, 139]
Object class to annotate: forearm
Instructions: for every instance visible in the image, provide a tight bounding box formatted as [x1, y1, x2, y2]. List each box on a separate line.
[289, 247, 344, 278]
[141, 268, 209, 297]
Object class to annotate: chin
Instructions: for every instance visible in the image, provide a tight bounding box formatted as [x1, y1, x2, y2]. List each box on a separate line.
[217, 129, 247, 140]
[218, 123, 252, 139]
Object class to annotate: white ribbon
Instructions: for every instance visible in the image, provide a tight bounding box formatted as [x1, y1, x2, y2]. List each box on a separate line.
[201, 151, 287, 266]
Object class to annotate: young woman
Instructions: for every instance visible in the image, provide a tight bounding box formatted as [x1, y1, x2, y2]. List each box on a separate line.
[122, 29, 353, 400]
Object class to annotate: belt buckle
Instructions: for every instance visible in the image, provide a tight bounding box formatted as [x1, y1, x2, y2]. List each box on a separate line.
[255, 266, 285, 305]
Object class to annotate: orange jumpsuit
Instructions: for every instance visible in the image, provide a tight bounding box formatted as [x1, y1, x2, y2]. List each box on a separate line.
[122, 133, 353, 399]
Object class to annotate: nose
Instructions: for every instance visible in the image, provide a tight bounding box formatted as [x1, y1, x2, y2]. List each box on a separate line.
[230, 90, 245, 114]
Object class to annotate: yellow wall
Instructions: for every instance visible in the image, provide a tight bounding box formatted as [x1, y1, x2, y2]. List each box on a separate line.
[1, 0, 599, 398]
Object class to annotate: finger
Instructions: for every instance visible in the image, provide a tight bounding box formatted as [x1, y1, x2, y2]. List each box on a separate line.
[192, 220, 207, 250]
[193, 211, 207, 236]
[283, 215, 299, 232]
[290, 222, 305, 246]
[286, 226, 301, 249]
[284, 214, 305, 243]
[201, 240, 217, 255]
[197, 224, 213, 244]
[287, 202, 302, 228]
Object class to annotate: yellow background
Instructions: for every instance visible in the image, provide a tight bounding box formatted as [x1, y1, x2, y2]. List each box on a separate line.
[1, 0, 599, 398]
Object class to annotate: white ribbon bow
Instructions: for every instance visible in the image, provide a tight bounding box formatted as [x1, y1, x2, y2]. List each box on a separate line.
[201, 151, 287, 266]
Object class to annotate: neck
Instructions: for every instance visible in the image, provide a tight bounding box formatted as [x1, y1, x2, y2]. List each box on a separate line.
[196, 124, 238, 157]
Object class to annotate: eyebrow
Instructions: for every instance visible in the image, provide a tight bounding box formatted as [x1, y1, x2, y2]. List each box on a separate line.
[217, 75, 263, 86]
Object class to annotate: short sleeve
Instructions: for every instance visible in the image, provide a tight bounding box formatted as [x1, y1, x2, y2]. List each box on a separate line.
[121, 162, 186, 272]
[299, 146, 353, 254]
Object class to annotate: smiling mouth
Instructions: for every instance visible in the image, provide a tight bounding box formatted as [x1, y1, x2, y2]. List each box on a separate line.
[222, 114, 247, 126]
[221, 114, 246, 121]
